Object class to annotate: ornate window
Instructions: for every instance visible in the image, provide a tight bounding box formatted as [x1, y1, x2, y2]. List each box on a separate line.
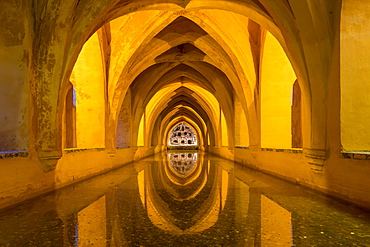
[168, 123, 197, 146]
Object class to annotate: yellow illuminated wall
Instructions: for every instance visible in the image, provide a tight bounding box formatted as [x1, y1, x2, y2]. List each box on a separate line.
[221, 109, 229, 147]
[116, 90, 131, 147]
[261, 32, 296, 149]
[70, 33, 105, 148]
[0, 8, 29, 151]
[235, 97, 249, 147]
[137, 114, 145, 147]
[340, 0, 370, 151]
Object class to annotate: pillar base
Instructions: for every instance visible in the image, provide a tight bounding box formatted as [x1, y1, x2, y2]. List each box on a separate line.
[38, 150, 62, 172]
[304, 148, 327, 172]
[107, 149, 116, 157]
[248, 145, 260, 158]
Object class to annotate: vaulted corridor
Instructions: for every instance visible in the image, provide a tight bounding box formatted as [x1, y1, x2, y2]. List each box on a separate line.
[1, 1, 370, 244]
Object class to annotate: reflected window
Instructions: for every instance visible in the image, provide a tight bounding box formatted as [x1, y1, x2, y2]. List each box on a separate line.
[168, 153, 198, 175]
[168, 123, 197, 146]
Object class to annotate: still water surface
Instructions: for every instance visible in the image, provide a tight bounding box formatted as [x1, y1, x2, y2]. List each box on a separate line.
[1, 152, 370, 246]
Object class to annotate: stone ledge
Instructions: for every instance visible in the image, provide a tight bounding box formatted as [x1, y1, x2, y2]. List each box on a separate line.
[261, 148, 303, 153]
[167, 146, 199, 150]
[64, 148, 105, 154]
[117, 146, 130, 149]
[235, 146, 249, 149]
[341, 152, 370, 160]
[0, 151, 28, 159]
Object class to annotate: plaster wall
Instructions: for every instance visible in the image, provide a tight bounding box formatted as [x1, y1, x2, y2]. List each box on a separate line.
[137, 114, 145, 147]
[209, 146, 234, 161]
[0, 1, 29, 151]
[261, 32, 296, 149]
[340, 0, 370, 151]
[116, 90, 131, 147]
[134, 146, 156, 160]
[71, 33, 105, 148]
[232, 149, 370, 209]
[0, 148, 134, 210]
[234, 97, 249, 147]
[221, 110, 228, 146]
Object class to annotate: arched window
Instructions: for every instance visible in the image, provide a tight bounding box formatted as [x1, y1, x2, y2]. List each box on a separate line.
[168, 123, 197, 146]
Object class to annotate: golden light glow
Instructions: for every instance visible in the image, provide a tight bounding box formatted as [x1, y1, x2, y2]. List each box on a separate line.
[261, 32, 296, 149]
[235, 97, 249, 147]
[221, 109, 229, 147]
[162, 116, 205, 149]
[340, 1, 370, 151]
[261, 195, 293, 246]
[77, 196, 107, 246]
[70, 33, 105, 148]
[2, 0, 369, 218]
[137, 114, 145, 147]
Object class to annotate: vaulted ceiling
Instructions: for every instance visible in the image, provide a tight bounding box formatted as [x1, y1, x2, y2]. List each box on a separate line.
[91, 9, 265, 147]
[27, 0, 337, 157]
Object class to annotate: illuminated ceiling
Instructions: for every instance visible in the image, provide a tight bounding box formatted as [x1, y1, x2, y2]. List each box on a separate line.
[94, 8, 262, 147]
[60, 0, 334, 150]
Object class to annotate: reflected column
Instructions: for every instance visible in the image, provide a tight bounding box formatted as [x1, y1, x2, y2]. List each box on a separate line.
[260, 195, 293, 247]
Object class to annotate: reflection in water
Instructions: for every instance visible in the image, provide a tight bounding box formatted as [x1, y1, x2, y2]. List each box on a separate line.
[138, 151, 221, 234]
[261, 195, 292, 246]
[168, 152, 197, 175]
[1, 152, 370, 246]
[77, 196, 107, 246]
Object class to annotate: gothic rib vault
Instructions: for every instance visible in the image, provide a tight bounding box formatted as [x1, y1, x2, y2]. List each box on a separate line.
[1, 0, 370, 210]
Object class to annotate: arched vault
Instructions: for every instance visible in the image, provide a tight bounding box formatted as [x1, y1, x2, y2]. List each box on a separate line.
[30, 0, 336, 170]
